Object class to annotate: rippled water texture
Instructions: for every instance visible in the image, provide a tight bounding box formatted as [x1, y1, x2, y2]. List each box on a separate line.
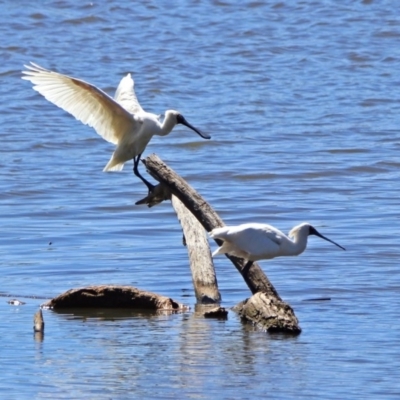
[1, 1, 400, 398]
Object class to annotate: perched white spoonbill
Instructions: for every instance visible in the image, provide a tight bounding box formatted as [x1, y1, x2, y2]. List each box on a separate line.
[210, 222, 345, 270]
[22, 62, 210, 190]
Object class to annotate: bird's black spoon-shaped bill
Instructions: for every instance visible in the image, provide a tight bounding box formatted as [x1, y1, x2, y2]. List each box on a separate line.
[177, 114, 211, 139]
[310, 226, 346, 250]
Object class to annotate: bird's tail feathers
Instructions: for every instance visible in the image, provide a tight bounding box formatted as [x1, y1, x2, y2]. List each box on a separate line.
[212, 242, 235, 257]
[212, 242, 250, 260]
[103, 157, 125, 172]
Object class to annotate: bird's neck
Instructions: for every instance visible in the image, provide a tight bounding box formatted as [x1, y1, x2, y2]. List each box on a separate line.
[287, 234, 308, 256]
[159, 115, 176, 136]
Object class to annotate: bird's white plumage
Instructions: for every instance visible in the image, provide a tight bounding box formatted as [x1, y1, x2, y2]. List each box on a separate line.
[210, 222, 344, 263]
[210, 223, 283, 260]
[113, 73, 144, 115]
[22, 63, 139, 147]
[22, 62, 209, 176]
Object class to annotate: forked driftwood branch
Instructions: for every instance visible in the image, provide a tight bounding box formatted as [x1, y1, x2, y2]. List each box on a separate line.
[139, 154, 301, 334]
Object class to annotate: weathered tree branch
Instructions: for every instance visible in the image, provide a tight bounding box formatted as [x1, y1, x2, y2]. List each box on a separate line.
[135, 182, 171, 207]
[142, 154, 280, 297]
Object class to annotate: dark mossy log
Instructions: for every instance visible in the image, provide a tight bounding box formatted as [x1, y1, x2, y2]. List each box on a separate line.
[140, 154, 301, 334]
[43, 285, 187, 311]
[172, 195, 221, 305]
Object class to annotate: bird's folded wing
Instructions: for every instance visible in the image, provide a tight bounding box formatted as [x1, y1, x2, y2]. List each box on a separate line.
[22, 62, 139, 145]
[114, 73, 144, 115]
[223, 225, 282, 259]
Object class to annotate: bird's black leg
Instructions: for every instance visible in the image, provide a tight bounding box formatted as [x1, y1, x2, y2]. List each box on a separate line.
[243, 260, 253, 274]
[133, 154, 154, 191]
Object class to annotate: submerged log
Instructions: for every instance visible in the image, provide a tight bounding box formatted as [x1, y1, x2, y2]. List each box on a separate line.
[172, 195, 221, 305]
[233, 293, 301, 334]
[140, 154, 301, 334]
[203, 306, 228, 319]
[43, 285, 187, 311]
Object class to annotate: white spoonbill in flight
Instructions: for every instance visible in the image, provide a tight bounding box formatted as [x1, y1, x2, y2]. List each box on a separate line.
[210, 222, 345, 271]
[22, 62, 210, 190]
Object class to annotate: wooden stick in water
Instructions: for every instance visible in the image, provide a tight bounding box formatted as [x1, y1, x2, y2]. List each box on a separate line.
[171, 195, 221, 305]
[33, 309, 44, 332]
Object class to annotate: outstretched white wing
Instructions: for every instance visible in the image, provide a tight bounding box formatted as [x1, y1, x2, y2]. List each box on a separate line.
[22, 62, 139, 145]
[114, 73, 144, 115]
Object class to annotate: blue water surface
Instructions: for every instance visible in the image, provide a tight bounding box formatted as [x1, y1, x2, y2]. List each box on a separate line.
[1, 1, 400, 398]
